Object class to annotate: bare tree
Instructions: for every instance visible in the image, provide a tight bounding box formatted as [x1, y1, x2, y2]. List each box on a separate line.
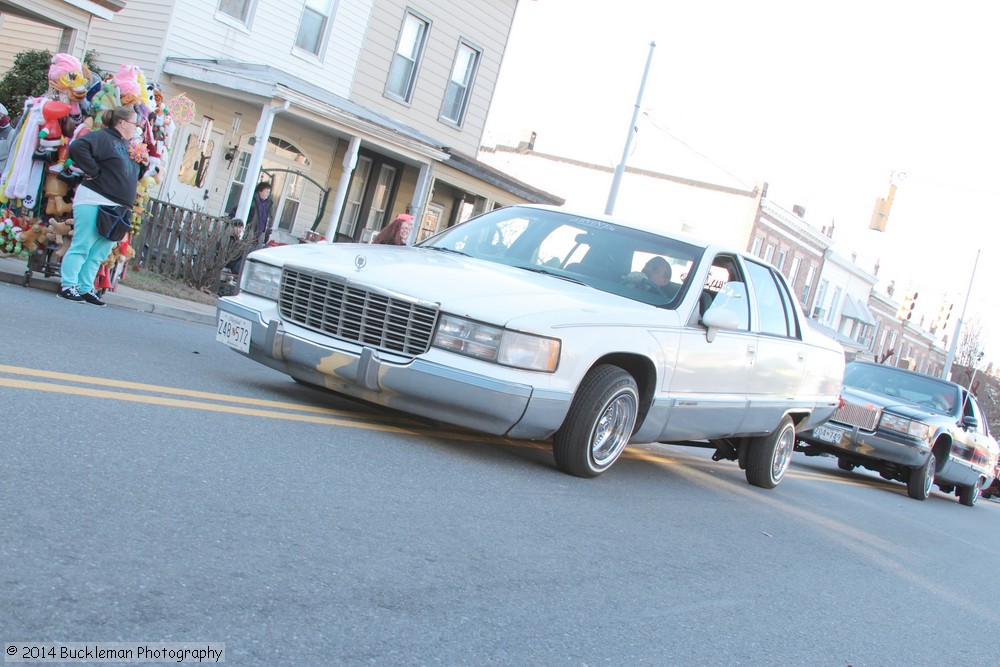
[956, 318, 985, 368]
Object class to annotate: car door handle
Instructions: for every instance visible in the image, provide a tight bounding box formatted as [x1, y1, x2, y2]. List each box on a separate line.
[747, 345, 756, 357]
[798, 351, 806, 362]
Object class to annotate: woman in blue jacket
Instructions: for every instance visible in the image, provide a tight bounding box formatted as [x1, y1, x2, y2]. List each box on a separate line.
[58, 106, 142, 306]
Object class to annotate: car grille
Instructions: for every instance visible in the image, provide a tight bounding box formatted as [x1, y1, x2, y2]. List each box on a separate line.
[279, 268, 439, 355]
[830, 400, 881, 431]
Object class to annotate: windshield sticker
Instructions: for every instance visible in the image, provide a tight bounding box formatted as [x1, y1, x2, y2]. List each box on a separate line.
[569, 217, 616, 232]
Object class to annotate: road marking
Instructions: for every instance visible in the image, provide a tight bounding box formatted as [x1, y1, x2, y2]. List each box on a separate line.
[0, 363, 415, 420]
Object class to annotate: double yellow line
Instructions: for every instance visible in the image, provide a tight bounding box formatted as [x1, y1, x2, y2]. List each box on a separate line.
[0, 363, 426, 434]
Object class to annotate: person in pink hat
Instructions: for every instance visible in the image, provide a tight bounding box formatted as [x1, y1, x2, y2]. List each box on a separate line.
[372, 213, 413, 245]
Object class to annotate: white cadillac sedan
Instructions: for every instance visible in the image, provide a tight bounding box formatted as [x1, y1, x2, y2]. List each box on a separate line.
[216, 205, 844, 487]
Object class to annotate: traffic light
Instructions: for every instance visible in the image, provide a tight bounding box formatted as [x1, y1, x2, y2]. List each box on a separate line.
[896, 290, 918, 320]
[933, 302, 953, 333]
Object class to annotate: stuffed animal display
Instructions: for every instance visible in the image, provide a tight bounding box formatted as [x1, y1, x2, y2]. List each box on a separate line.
[0, 52, 181, 295]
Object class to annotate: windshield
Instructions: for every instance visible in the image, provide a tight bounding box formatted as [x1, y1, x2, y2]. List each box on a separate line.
[844, 363, 960, 415]
[419, 207, 704, 308]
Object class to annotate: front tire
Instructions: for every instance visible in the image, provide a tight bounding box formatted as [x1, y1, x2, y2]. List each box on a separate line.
[553, 365, 639, 478]
[745, 415, 795, 489]
[907, 453, 935, 501]
[959, 479, 981, 507]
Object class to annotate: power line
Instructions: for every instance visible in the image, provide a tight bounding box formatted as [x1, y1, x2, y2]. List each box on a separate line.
[640, 112, 754, 190]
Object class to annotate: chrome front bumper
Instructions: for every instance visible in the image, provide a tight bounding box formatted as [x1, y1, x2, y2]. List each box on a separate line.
[216, 300, 572, 440]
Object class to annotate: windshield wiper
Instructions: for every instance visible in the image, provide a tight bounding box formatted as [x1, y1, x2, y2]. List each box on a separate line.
[423, 246, 470, 257]
[516, 265, 586, 285]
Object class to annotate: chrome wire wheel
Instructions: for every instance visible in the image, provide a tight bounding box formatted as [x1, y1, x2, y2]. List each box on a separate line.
[771, 425, 795, 481]
[746, 415, 796, 489]
[553, 365, 640, 478]
[590, 390, 639, 468]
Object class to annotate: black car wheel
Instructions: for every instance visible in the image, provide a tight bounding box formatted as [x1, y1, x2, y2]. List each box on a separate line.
[553, 365, 639, 478]
[959, 479, 981, 507]
[745, 415, 795, 489]
[906, 453, 935, 501]
[837, 458, 855, 472]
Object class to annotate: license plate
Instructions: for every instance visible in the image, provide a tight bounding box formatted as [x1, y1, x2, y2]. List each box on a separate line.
[811, 424, 844, 444]
[216, 311, 252, 354]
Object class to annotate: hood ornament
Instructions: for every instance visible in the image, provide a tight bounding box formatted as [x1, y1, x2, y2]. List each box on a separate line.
[354, 254, 367, 272]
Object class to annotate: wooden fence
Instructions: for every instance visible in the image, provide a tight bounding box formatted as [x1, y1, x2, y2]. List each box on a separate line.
[131, 199, 255, 290]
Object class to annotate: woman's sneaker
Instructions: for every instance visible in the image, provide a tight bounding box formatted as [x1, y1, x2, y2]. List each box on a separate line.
[81, 291, 107, 307]
[57, 286, 85, 303]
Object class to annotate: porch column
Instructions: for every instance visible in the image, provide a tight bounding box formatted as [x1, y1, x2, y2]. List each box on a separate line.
[235, 99, 289, 221]
[322, 136, 361, 243]
[406, 162, 434, 243]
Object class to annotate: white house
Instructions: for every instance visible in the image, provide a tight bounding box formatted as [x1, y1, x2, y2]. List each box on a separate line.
[1, 0, 560, 243]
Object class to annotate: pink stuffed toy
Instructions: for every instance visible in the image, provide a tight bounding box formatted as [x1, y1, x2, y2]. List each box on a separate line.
[114, 64, 142, 107]
[48, 53, 89, 111]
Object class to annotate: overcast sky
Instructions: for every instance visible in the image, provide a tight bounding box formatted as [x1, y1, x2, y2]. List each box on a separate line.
[483, 0, 1000, 359]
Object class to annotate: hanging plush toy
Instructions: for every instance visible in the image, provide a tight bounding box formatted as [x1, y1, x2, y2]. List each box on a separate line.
[48, 53, 90, 115]
[36, 100, 72, 163]
[90, 75, 120, 128]
[114, 64, 142, 107]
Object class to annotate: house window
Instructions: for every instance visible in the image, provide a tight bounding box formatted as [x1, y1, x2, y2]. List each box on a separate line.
[802, 265, 816, 304]
[296, 0, 336, 55]
[763, 243, 775, 264]
[224, 151, 252, 215]
[776, 249, 786, 271]
[750, 235, 763, 257]
[787, 255, 801, 286]
[386, 11, 430, 102]
[441, 41, 481, 125]
[811, 278, 828, 319]
[218, 0, 256, 24]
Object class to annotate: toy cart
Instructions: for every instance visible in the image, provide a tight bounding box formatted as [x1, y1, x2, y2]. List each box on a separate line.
[23, 246, 62, 287]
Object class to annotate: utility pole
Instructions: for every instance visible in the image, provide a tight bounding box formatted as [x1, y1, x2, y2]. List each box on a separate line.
[942, 248, 981, 380]
[605, 41, 655, 216]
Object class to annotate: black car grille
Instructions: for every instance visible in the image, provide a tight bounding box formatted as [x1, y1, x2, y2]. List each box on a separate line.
[279, 268, 439, 355]
[830, 400, 881, 431]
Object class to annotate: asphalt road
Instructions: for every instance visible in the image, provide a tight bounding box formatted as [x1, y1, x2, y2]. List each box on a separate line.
[2, 281, 998, 666]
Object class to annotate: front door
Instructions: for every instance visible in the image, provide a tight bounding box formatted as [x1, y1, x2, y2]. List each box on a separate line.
[337, 151, 403, 243]
[165, 123, 225, 211]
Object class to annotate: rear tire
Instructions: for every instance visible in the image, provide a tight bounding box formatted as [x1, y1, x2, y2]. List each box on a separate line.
[553, 365, 639, 478]
[959, 479, 981, 507]
[837, 458, 855, 472]
[745, 415, 795, 489]
[907, 453, 935, 501]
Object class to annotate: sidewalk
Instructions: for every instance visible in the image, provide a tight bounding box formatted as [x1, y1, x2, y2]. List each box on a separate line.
[0, 255, 218, 325]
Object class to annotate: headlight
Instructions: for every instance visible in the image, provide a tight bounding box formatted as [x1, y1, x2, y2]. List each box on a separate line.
[242, 261, 282, 300]
[880, 413, 930, 440]
[432, 315, 560, 372]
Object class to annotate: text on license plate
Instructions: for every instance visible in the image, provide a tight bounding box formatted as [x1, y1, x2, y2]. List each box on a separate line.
[216, 311, 252, 353]
[811, 424, 844, 444]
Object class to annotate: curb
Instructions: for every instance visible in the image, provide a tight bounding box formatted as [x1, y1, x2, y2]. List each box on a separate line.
[0, 262, 217, 326]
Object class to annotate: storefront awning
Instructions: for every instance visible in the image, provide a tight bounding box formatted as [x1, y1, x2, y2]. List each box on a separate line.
[841, 295, 878, 326]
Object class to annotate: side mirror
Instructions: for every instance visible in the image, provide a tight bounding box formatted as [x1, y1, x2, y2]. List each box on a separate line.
[963, 415, 979, 431]
[702, 307, 740, 343]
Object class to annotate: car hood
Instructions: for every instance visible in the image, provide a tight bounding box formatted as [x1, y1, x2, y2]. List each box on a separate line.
[251, 243, 681, 329]
[841, 386, 947, 422]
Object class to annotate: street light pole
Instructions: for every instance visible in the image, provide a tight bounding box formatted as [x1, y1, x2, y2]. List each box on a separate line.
[942, 248, 981, 380]
[605, 41, 655, 216]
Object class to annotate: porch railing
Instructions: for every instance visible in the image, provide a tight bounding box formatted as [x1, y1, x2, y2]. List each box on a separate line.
[132, 199, 254, 290]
